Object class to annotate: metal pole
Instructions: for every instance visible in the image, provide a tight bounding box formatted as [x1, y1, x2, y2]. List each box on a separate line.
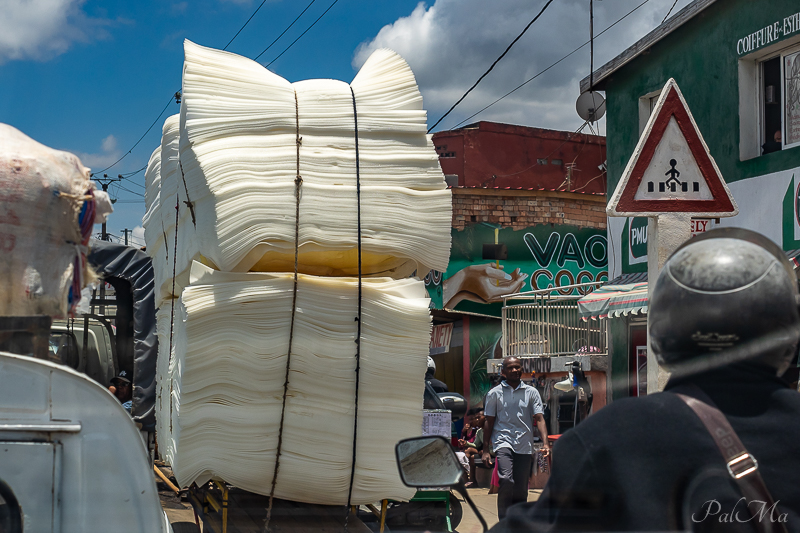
[101, 182, 109, 241]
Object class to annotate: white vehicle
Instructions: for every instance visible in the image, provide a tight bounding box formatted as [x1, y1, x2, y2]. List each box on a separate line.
[0, 351, 170, 533]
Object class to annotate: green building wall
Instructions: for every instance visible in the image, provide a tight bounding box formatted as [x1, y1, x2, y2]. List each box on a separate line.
[600, 0, 800, 397]
[604, 0, 800, 196]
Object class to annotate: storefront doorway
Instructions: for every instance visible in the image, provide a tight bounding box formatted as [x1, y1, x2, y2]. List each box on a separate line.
[629, 324, 647, 397]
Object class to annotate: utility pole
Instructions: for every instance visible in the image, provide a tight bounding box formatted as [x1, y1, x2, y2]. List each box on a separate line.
[92, 174, 120, 241]
[90, 173, 121, 315]
[121, 229, 131, 246]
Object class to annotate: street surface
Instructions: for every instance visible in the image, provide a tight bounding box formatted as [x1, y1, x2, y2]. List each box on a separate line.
[454, 488, 542, 533]
[158, 476, 543, 532]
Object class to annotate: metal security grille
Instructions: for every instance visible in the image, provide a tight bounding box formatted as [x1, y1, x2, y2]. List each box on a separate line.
[501, 282, 607, 358]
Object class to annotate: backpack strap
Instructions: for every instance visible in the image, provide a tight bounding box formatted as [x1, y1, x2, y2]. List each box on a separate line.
[674, 384, 787, 533]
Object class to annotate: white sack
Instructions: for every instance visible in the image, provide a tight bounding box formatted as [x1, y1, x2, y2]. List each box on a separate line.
[0, 123, 94, 317]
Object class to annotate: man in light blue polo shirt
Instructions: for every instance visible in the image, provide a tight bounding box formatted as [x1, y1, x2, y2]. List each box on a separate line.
[482, 356, 549, 520]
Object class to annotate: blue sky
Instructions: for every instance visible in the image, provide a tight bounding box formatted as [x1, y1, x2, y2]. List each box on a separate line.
[0, 0, 692, 245]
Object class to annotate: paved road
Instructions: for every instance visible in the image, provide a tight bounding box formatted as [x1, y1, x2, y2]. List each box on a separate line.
[158, 480, 543, 532]
[454, 488, 542, 533]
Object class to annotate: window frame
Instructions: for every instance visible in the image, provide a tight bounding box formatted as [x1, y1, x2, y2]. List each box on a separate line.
[783, 47, 800, 150]
[738, 34, 800, 160]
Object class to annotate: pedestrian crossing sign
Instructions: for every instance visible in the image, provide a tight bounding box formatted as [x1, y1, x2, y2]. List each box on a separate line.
[607, 78, 738, 218]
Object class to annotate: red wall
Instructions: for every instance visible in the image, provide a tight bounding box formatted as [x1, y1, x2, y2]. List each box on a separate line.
[433, 121, 607, 194]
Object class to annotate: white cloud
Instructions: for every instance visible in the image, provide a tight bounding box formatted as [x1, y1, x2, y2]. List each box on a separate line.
[131, 226, 145, 246]
[354, 0, 694, 132]
[101, 134, 117, 153]
[0, 0, 113, 64]
[73, 134, 122, 172]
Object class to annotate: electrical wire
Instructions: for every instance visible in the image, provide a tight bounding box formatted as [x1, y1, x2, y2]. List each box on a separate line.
[450, 0, 651, 130]
[90, 0, 329, 176]
[224, 0, 269, 50]
[254, 0, 317, 61]
[90, 94, 177, 176]
[427, 0, 555, 133]
[264, 0, 339, 68]
[112, 182, 145, 198]
[662, 0, 680, 24]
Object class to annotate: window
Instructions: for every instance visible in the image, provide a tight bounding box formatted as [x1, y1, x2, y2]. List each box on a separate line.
[0, 480, 22, 533]
[738, 36, 800, 159]
[638, 89, 662, 135]
[551, 159, 563, 165]
[537, 158, 548, 165]
[785, 50, 800, 147]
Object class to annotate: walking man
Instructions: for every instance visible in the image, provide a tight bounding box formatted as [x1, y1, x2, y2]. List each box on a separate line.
[483, 356, 549, 520]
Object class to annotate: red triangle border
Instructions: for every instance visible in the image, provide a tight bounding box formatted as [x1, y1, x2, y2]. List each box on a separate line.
[615, 87, 735, 214]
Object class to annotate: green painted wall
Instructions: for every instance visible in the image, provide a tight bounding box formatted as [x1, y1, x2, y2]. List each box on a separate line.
[605, 0, 800, 196]
[608, 317, 631, 401]
[467, 317, 502, 404]
[425, 224, 607, 317]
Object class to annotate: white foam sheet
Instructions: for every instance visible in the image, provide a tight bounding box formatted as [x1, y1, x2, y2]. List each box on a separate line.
[158, 262, 428, 504]
[143, 147, 164, 261]
[142, 41, 450, 297]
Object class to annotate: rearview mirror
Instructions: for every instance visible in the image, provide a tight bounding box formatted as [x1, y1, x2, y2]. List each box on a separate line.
[395, 436, 463, 488]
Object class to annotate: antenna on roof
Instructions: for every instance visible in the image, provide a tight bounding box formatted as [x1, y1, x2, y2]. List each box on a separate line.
[576, 0, 605, 123]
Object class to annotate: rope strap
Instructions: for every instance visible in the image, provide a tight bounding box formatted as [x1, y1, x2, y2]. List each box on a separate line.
[168, 197, 180, 433]
[264, 89, 303, 533]
[344, 86, 364, 529]
[178, 160, 197, 228]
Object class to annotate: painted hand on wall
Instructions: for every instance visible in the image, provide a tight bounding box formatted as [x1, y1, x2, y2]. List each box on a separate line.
[443, 263, 528, 308]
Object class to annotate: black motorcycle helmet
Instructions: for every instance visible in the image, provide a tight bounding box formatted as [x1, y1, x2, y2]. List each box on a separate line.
[649, 227, 800, 377]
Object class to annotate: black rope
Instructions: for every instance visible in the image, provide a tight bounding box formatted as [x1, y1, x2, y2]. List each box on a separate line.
[178, 160, 197, 228]
[168, 197, 180, 434]
[161, 220, 169, 260]
[264, 90, 304, 533]
[344, 86, 363, 530]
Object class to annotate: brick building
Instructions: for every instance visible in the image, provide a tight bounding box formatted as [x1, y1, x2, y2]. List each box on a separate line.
[424, 122, 609, 442]
[451, 189, 607, 231]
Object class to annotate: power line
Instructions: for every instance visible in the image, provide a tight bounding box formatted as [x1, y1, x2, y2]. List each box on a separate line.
[224, 0, 269, 50]
[92, 0, 330, 176]
[112, 182, 145, 198]
[90, 94, 178, 176]
[450, 0, 651, 130]
[427, 0, 555, 133]
[265, 0, 340, 68]
[254, 0, 317, 61]
[662, 0, 680, 23]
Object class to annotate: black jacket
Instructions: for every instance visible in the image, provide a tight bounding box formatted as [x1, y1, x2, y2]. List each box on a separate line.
[494, 363, 800, 532]
[426, 370, 449, 394]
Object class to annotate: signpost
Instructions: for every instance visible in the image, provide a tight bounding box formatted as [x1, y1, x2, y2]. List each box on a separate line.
[607, 78, 738, 393]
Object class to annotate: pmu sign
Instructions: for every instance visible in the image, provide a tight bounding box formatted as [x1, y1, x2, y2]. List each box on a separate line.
[628, 216, 712, 265]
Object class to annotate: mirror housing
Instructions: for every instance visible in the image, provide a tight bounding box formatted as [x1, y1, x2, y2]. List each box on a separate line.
[395, 436, 463, 488]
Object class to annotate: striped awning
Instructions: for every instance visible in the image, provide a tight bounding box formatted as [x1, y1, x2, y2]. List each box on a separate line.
[578, 282, 648, 320]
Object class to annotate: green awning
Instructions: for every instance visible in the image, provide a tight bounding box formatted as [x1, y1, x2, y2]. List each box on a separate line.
[578, 282, 648, 320]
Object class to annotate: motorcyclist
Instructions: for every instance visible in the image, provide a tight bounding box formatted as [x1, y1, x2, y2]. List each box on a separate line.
[426, 356, 449, 393]
[493, 228, 800, 531]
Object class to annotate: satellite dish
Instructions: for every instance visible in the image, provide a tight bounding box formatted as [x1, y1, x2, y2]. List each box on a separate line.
[576, 91, 606, 122]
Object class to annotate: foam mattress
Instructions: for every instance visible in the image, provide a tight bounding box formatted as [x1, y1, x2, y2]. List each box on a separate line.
[156, 262, 429, 504]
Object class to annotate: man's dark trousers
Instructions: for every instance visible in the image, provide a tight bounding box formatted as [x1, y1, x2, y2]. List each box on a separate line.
[495, 447, 532, 520]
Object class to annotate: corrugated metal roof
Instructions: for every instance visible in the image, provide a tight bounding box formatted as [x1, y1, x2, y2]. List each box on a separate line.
[579, 0, 717, 92]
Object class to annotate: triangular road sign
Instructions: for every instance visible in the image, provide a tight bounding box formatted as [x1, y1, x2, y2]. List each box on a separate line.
[608, 78, 738, 218]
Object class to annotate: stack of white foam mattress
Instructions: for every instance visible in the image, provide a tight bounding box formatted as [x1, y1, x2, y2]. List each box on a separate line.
[141, 40, 451, 305]
[157, 263, 428, 504]
[146, 40, 448, 505]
